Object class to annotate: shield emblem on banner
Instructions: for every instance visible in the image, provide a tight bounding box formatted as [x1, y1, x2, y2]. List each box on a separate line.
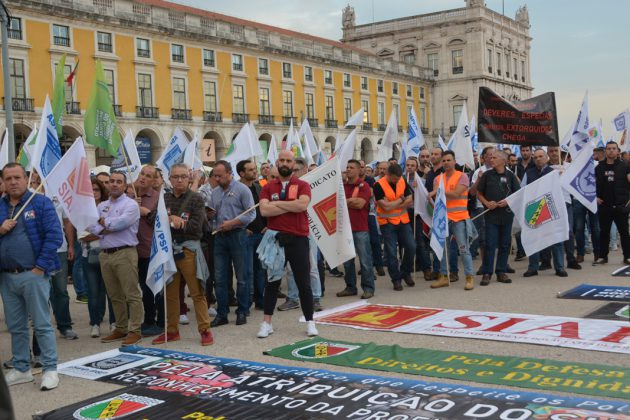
[313, 193, 337, 235]
[291, 341, 360, 359]
[319, 305, 442, 330]
[524, 193, 559, 228]
[73, 393, 164, 419]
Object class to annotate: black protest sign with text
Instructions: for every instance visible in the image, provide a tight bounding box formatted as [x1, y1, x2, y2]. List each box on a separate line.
[478, 87, 559, 146]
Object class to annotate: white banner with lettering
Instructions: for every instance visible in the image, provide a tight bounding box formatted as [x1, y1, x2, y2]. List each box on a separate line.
[311, 301, 630, 354]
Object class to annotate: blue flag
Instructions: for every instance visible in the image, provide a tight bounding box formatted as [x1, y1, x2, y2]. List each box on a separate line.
[430, 176, 449, 260]
[146, 189, 177, 296]
[31, 96, 62, 183]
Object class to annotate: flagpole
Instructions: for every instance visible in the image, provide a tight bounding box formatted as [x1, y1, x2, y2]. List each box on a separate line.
[444, 233, 450, 287]
[211, 203, 260, 235]
[120, 142, 138, 198]
[12, 183, 44, 220]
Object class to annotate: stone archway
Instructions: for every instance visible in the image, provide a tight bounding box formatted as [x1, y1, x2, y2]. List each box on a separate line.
[61, 124, 83, 153]
[13, 123, 33, 154]
[324, 136, 336, 155]
[135, 128, 162, 164]
[202, 130, 225, 161]
[360, 137, 373, 163]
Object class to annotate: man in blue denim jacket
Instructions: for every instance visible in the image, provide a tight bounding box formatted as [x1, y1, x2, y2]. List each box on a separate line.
[0, 163, 63, 391]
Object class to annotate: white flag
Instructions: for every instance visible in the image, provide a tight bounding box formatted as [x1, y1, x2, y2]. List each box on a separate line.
[111, 130, 142, 182]
[505, 171, 569, 256]
[225, 123, 257, 171]
[302, 155, 355, 267]
[146, 189, 177, 296]
[437, 135, 448, 151]
[430, 175, 448, 260]
[345, 108, 364, 128]
[31, 95, 62, 182]
[559, 123, 574, 153]
[183, 134, 203, 171]
[569, 91, 590, 157]
[299, 118, 319, 157]
[561, 142, 597, 214]
[45, 138, 99, 232]
[156, 127, 188, 179]
[337, 129, 357, 171]
[19, 125, 38, 172]
[267, 134, 279, 164]
[450, 103, 475, 170]
[413, 172, 433, 227]
[407, 106, 424, 158]
[378, 110, 398, 161]
[612, 109, 630, 132]
[248, 122, 264, 159]
[0, 129, 8, 170]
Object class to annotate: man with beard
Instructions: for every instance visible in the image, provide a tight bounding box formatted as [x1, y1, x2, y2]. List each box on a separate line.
[257, 150, 318, 338]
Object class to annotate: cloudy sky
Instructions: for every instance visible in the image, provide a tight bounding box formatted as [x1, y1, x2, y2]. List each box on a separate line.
[175, 0, 630, 137]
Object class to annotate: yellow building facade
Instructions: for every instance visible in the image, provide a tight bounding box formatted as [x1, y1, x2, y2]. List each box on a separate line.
[2, 0, 434, 166]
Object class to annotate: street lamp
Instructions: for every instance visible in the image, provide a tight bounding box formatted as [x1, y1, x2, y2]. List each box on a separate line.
[0, 0, 15, 162]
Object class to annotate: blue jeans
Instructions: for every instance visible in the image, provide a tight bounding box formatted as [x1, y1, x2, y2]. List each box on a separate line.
[244, 232, 265, 308]
[0, 272, 57, 372]
[573, 199, 600, 257]
[414, 216, 432, 271]
[343, 231, 375, 293]
[470, 207, 486, 258]
[50, 252, 72, 333]
[84, 253, 115, 326]
[528, 242, 565, 271]
[440, 220, 474, 276]
[288, 235, 321, 300]
[381, 222, 416, 282]
[483, 220, 513, 275]
[214, 229, 248, 318]
[368, 215, 384, 267]
[72, 240, 88, 297]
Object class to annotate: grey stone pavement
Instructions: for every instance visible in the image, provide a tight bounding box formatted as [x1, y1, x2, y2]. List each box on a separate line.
[1, 249, 629, 419]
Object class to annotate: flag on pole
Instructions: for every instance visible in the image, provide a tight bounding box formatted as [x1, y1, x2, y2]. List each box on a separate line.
[378, 110, 398, 161]
[438, 135, 448, 151]
[407, 106, 424, 158]
[397, 138, 407, 167]
[111, 130, 142, 182]
[299, 118, 319, 158]
[430, 175, 448, 260]
[225, 123, 260, 170]
[84, 60, 121, 157]
[183, 133, 203, 171]
[0, 129, 8, 169]
[470, 114, 479, 153]
[561, 142, 597, 213]
[559, 123, 574, 153]
[267, 134, 279, 164]
[345, 108, 364, 128]
[156, 127, 188, 179]
[65, 60, 79, 87]
[337, 128, 357, 171]
[17, 125, 38, 171]
[413, 172, 433, 227]
[569, 92, 590, 157]
[612, 109, 629, 132]
[31, 95, 62, 180]
[301, 155, 355, 267]
[505, 171, 569, 256]
[316, 150, 327, 166]
[45, 138, 99, 232]
[450, 104, 475, 170]
[146, 189, 177, 296]
[51, 54, 66, 138]
[248, 122, 264, 160]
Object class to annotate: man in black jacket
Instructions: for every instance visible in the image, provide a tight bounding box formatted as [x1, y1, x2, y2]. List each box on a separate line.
[594, 142, 630, 265]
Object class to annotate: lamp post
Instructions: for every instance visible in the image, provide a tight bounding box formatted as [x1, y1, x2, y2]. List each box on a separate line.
[0, 1, 15, 162]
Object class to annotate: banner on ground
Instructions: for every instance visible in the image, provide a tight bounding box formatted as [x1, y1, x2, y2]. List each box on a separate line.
[478, 86, 559, 146]
[558, 283, 630, 301]
[311, 301, 630, 354]
[265, 337, 630, 400]
[302, 156, 355, 267]
[54, 346, 630, 420]
[585, 303, 630, 322]
[613, 265, 630, 277]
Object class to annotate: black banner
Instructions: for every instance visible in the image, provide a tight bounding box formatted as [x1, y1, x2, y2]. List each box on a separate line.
[585, 302, 630, 321]
[478, 86, 559, 146]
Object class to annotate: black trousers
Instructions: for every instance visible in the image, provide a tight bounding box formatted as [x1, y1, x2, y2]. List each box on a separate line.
[138, 257, 165, 326]
[264, 235, 313, 321]
[598, 205, 630, 259]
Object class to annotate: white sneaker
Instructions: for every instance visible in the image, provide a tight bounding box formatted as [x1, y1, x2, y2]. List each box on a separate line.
[306, 321, 319, 337]
[40, 371, 59, 391]
[179, 314, 190, 325]
[90, 325, 100, 338]
[207, 307, 217, 317]
[257, 322, 274, 338]
[110, 323, 116, 332]
[5, 369, 34, 386]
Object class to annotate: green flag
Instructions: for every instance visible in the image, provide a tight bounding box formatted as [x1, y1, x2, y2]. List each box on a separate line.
[52, 54, 66, 138]
[84, 60, 121, 156]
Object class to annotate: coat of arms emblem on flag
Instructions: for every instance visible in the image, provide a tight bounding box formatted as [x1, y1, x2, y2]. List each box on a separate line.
[313, 193, 337, 235]
[291, 341, 360, 359]
[73, 393, 164, 420]
[524, 193, 559, 228]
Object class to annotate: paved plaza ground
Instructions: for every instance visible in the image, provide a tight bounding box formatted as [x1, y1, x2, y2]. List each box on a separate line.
[2, 250, 629, 419]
